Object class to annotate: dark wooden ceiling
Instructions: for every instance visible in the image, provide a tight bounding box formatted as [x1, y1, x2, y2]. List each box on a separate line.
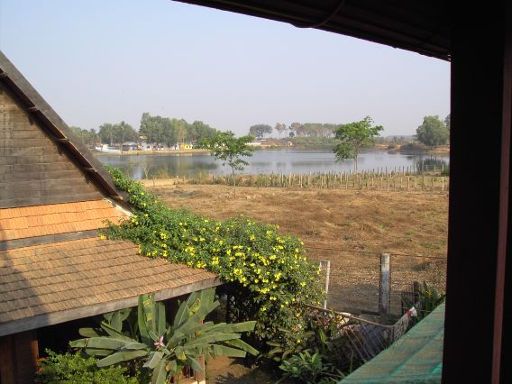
[174, 0, 450, 60]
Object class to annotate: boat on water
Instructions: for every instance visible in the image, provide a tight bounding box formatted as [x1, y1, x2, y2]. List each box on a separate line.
[94, 144, 121, 153]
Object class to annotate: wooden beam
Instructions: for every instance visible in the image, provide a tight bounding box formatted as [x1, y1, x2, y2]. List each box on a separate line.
[444, 3, 509, 383]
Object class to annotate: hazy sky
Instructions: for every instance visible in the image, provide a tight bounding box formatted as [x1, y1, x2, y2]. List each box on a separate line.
[0, 0, 450, 136]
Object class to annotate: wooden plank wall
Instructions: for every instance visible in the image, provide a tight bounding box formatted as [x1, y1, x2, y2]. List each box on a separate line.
[0, 85, 102, 208]
[0, 331, 39, 384]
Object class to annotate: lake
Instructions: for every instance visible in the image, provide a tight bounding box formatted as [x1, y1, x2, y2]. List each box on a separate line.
[96, 149, 449, 180]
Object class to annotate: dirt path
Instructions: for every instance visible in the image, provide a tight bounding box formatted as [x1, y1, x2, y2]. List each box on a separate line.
[146, 183, 448, 314]
[206, 357, 282, 384]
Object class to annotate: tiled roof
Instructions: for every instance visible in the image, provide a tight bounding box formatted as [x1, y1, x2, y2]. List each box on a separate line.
[0, 237, 220, 336]
[0, 200, 125, 241]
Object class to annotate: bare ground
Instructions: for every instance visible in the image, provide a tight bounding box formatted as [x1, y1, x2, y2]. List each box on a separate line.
[145, 181, 448, 315]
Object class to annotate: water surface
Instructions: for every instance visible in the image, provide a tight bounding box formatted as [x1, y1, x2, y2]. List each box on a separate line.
[96, 149, 449, 180]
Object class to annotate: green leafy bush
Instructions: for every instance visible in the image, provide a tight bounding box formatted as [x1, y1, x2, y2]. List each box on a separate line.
[104, 167, 323, 352]
[35, 350, 138, 384]
[278, 350, 343, 384]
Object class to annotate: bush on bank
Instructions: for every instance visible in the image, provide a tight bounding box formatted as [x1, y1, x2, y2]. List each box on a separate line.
[105, 167, 323, 352]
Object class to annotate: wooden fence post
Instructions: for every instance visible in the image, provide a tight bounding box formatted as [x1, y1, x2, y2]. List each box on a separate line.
[321, 260, 331, 309]
[379, 253, 391, 315]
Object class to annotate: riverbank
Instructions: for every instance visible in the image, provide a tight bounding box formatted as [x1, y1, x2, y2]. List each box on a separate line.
[93, 148, 210, 156]
[146, 183, 448, 314]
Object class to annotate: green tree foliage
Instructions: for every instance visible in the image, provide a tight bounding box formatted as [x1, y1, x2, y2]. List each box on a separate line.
[444, 113, 450, 132]
[333, 116, 383, 170]
[139, 113, 218, 146]
[197, 131, 255, 187]
[274, 122, 288, 137]
[104, 168, 323, 355]
[70, 289, 257, 384]
[188, 120, 218, 142]
[69, 126, 99, 148]
[279, 350, 344, 384]
[416, 115, 449, 147]
[285, 122, 336, 138]
[98, 122, 138, 145]
[139, 113, 176, 147]
[249, 124, 272, 139]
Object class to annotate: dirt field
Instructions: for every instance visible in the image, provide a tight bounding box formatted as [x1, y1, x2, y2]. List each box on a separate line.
[145, 181, 448, 315]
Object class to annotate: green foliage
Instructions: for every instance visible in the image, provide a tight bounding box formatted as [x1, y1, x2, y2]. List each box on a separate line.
[104, 168, 323, 352]
[35, 350, 138, 384]
[415, 282, 446, 319]
[197, 131, 255, 177]
[139, 113, 218, 146]
[99, 121, 138, 146]
[249, 124, 272, 138]
[403, 282, 445, 321]
[416, 115, 449, 147]
[71, 289, 257, 384]
[444, 114, 450, 131]
[278, 350, 344, 384]
[69, 126, 99, 147]
[289, 136, 337, 149]
[333, 116, 383, 170]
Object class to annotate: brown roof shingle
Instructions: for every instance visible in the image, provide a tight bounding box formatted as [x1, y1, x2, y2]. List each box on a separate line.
[0, 200, 126, 241]
[0, 237, 220, 336]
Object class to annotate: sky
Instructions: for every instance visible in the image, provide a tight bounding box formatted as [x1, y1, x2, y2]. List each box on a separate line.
[0, 0, 450, 137]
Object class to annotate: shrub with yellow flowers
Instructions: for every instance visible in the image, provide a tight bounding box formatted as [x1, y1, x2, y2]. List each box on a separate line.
[105, 168, 323, 354]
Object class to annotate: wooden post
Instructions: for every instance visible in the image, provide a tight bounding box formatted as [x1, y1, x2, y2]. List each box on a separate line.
[0, 331, 39, 384]
[321, 260, 331, 309]
[379, 253, 391, 315]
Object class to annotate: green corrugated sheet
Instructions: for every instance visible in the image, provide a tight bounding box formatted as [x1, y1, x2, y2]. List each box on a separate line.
[340, 304, 444, 383]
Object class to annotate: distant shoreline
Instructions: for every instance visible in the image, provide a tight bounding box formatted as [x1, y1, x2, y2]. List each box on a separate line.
[92, 144, 450, 157]
[92, 149, 210, 157]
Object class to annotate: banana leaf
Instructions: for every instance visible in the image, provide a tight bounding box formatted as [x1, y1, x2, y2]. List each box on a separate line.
[143, 351, 163, 369]
[224, 338, 259, 356]
[97, 349, 148, 367]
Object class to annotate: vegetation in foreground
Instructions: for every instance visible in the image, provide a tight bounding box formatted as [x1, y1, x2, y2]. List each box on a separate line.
[146, 182, 448, 313]
[105, 168, 323, 349]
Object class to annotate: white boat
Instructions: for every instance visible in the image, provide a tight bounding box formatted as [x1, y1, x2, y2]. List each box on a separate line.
[94, 144, 121, 153]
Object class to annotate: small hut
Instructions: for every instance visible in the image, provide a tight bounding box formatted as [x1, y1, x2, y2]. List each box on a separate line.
[0, 51, 220, 383]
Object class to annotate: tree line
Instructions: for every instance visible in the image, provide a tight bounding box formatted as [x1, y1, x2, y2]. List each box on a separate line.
[250, 114, 450, 148]
[249, 122, 338, 139]
[68, 113, 219, 147]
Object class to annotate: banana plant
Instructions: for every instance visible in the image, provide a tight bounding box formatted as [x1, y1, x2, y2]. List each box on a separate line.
[70, 288, 258, 383]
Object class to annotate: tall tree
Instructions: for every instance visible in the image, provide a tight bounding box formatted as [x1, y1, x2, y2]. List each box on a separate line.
[288, 122, 304, 137]
[416, 115, 449, 147]
[98, 123, 115, 145]
[116, 121, 138, 144]
[333, 116, 383, 171]
[444, 114, 451, 132]
[274, 122, 287, 137]
[197, 131, 254, 193]
[140, 113, 178, 147]
[69, 126, 98, 147]
[249, 124, 272, 139]
[189, 121, 217, 143]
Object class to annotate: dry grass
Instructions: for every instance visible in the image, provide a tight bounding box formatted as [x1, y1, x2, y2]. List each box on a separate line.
[145, 182, 448, 315]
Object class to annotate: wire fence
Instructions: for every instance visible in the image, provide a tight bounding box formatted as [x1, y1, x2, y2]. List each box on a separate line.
[185, 168, 449, 192]
[313, 247, 447, 317]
